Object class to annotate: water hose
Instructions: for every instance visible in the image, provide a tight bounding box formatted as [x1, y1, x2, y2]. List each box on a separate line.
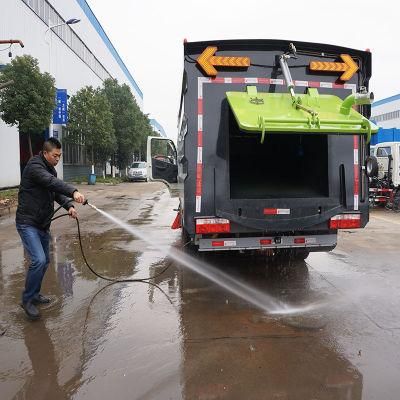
[50, 199, 172, 284]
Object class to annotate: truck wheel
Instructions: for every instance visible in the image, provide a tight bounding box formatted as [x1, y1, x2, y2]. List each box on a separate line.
[365, 156, 379, 178]
[292, 249, 310, 261]
[275, 249, 309, 262]
[181, 229, 195, 252]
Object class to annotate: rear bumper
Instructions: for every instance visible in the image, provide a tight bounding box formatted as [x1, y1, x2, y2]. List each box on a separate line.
[197, 233, 337, 252]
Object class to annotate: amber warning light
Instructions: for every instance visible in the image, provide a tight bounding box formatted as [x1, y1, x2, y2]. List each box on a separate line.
[197, 46, 251, 77]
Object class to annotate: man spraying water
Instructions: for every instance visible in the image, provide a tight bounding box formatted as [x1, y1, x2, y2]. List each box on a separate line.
[16, 138, 85, 320]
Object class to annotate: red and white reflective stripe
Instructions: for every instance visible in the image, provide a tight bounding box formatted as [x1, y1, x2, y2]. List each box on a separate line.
[195, 77, 356, 213]
[196, 82, 204, 213]
[353, 136, 359, 211]
[212, 240, 237, 247]
[270, 78, 285, 85]
[264, 208, 291, 215]
[206, 77, 357, 91]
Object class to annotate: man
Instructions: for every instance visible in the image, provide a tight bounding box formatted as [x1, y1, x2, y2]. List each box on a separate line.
[16, 137, 85, 320]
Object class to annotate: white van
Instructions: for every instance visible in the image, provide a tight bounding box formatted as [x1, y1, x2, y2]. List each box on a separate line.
[128, 161, 147, 182]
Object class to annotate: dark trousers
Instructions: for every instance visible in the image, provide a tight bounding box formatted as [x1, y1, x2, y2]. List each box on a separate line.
[16, 224, 50, 304]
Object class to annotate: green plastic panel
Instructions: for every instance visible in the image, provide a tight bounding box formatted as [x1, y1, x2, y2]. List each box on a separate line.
[226, 88, 378, 143]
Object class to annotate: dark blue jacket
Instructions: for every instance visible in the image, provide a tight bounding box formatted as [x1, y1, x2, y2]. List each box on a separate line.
[16, 153, 77, 230]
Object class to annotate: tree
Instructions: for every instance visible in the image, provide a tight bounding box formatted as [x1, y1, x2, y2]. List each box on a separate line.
[102, 79, 137, 170]
[0, 55, 56, 158]
[67, 86, 116, 174]
[102, 78, 158, 169]
[137, 113, 157, 161]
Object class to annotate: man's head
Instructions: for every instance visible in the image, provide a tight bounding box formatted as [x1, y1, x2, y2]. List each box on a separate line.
[43, 137, 62, 167]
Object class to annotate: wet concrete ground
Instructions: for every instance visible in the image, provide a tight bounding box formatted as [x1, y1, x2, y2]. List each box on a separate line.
[1, 182, 400, 399]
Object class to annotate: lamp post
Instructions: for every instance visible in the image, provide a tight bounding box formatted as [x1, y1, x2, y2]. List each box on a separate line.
[45, 18, 80, 75]
[44, 18, 80, 43]
[44, 18, 80, 138]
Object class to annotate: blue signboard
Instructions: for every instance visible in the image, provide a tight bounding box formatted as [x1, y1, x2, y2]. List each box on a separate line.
[53, 89, 68, 124]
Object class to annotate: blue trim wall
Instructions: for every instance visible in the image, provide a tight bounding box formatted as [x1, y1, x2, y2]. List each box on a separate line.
[372, 93, 400, 108]
[370, 128, 400, 145]
[75, 0, 143, 99]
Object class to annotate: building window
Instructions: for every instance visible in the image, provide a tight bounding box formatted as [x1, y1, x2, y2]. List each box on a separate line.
[63, 131, 88, 166]
[373, 109, 400, 123]
[21, 0, 111, 82]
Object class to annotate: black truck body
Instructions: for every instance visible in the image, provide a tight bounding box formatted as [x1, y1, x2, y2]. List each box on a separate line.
[148, 39, 375, 256]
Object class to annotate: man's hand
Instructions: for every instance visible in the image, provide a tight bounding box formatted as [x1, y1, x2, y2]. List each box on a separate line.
[68, 207, 78, 219]
[73, 191, 85, 204]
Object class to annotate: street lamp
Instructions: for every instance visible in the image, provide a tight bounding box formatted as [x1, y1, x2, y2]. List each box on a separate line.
[44, 17, 80, 139]
[44, 18, 81, 42]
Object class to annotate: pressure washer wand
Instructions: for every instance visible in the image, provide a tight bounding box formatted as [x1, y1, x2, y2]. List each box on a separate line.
[83, 199, 100, 212]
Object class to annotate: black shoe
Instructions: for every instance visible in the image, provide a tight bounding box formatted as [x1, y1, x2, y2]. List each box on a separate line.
[32, 294, 51, 305]
[21, 301, 40, 320]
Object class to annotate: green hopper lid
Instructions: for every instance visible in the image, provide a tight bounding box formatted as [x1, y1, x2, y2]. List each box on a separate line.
[226, 87, 378, 143]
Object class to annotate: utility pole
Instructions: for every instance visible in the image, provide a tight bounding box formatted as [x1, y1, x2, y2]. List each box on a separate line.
[0, 39, 24, 48]
[0, 40, 24, 90]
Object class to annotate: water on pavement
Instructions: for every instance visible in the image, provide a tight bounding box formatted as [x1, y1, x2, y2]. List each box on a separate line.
[1, 183, 400, 399]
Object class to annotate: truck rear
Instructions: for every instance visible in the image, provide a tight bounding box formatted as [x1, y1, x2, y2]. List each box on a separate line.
[148, 39, 378, 258]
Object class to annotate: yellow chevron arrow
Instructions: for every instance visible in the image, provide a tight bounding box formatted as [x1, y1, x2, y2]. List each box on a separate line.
[197, 46, 251, 77]
[309, 54, 359, 81]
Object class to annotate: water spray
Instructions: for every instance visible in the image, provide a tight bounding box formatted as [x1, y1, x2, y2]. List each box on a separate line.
[74, 199, 320, 316]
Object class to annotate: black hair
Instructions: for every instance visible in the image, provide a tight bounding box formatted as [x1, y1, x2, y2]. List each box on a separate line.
[43, 137, 62, 152]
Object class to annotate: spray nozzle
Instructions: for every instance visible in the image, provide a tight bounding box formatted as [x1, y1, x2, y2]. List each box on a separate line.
[83, 199, 88, 206]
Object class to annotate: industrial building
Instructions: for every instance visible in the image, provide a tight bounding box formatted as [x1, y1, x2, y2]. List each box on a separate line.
[150, 119, 167, 138]
[371, 93, 400, 145]
[0, 0, 165, 188]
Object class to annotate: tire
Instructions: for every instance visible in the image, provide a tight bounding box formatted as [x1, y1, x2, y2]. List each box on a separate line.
[365, 156, 379, 178]
[293, 249, 310, 261]
[276, 249, 309, 261]
[181, 228, 196, 253]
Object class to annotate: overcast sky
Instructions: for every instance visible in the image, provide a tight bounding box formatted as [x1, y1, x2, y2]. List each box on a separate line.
[87, 0, 400, 140]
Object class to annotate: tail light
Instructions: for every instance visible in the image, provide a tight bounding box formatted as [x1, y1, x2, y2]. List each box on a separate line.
[329, 214, 361, 229]
[196, 218, 230, 234]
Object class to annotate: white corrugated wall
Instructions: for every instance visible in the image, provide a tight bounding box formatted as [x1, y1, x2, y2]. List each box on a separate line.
[0, 0, 143, 188]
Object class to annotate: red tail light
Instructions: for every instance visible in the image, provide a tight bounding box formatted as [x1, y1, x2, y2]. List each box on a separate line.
[260, 239, 272, 245]
[196, 218, 230, 234]
[294, 237, 306, 244]
[329, 214, 361, 229]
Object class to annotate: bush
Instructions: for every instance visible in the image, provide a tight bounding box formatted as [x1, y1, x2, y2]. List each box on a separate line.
[0, 188, 19, 208]
[69, 176, 125, 185]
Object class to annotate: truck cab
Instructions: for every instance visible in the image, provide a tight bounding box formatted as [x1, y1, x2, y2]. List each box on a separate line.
[375, 142, 400, 186]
